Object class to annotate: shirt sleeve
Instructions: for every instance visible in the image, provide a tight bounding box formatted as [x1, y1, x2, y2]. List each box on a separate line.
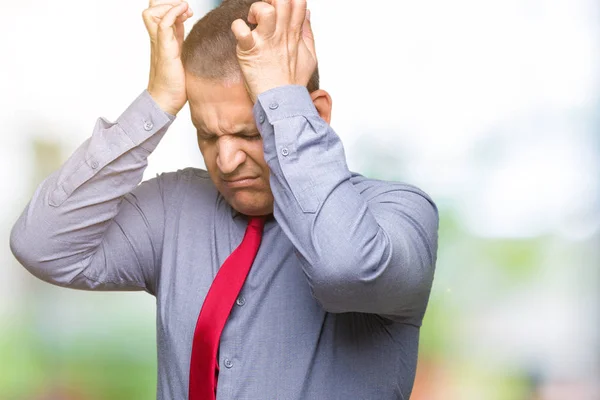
[254, 85, 439, 325]
[9, 90, 175, 295]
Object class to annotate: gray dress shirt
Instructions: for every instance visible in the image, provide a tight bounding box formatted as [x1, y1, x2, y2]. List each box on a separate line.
[10, 85, 439, 400]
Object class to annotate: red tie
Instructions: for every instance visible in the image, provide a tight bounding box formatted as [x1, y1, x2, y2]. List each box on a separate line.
[188, 216, 266, 400]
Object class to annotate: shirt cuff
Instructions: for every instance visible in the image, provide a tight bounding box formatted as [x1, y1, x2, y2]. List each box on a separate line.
[116, 89, 176, 151]
[253, 85, 319, 125]
[252, 85, 351, 214]
[49, 90, 175, 207]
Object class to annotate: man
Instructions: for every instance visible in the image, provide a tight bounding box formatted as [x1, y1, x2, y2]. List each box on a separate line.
[10, 0, 439, 399]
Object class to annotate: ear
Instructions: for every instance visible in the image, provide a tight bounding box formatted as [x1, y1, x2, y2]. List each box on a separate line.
[310, 89, 332, 124]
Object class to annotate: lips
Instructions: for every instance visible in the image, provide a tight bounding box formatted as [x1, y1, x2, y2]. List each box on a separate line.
[223, 176, 258, 182]
[222, 176, 260, 188]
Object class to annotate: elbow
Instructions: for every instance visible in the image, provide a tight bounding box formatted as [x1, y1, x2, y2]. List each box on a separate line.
[307, 230, 437, 317]
[307, 266, 361, 314]
[10, 220, 42, 278]
[9, 219, 83, 286]
[309, 262, 434, 316]
[307, 235, 393, 313]
[10, 219, 51, 281]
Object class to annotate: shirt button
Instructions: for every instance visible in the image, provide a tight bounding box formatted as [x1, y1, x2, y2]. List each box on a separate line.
[224, 358, 233, 369]
[143, 121, 154, 131]
[269, 102, 279, 110]
[90, 160, 99, 169]
[281, 147, 289, 156]
[236, 296, 246, 306]
[258, 113, 265, 124]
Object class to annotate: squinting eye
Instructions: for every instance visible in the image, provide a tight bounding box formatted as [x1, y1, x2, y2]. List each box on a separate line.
[198, 135, 217, 142]
[245, 135, 262, 141]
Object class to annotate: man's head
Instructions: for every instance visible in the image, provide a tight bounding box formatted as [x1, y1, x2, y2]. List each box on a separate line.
[181, 0, 331, 216]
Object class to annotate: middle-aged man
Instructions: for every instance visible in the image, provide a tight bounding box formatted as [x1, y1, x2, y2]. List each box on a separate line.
[10, 0, 439, 399]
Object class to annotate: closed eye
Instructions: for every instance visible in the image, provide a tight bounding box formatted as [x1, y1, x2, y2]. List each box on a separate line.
[197, 131, 217, 142]
[243, 133, 262, 141]
[196, 129, 261, 142]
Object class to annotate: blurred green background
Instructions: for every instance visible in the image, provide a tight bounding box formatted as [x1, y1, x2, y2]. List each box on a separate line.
[1, 0, 598, 399]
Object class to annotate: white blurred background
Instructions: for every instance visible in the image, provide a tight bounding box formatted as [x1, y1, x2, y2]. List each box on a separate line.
[1, 1, 598, 399]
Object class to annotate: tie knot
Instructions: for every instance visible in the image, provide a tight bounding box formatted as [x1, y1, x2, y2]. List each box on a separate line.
[248, 216, 266, 231]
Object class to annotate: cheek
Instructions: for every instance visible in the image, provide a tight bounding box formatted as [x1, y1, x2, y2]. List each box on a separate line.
[247, 141, 267, 168]
[198, 142, 216, 166]
[198, 143, 221, 184]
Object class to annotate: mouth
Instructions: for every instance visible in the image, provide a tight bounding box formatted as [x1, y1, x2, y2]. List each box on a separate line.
[222, 177, 260, 189]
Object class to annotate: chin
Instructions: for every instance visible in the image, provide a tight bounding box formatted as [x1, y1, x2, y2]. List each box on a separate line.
[229, 191, 274, 216]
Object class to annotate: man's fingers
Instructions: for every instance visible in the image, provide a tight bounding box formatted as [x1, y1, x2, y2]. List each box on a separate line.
[143, 4, 173, 24]
[149, 0, 181, 7]
[301, 9, 315, 56]
[262, 0, 292, 30]
[143, 3, 192, 30]
[231, 19, 255, 52]
[176, 8, 193, 24]
[248, 2, 276, 36]
[175, 8, 192, 42]
[157, 2, 189, 44]
[289, 0, 307, 31]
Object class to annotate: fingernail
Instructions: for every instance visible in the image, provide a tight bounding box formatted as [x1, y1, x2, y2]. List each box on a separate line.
[306, 9, 311, 20]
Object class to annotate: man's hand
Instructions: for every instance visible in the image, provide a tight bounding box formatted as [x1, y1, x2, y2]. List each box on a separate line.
[231, 0, 317, 103]
[143, 0, 193, 116]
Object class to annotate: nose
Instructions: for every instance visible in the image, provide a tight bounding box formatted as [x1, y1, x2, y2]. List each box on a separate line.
[216, 136, 247, 175]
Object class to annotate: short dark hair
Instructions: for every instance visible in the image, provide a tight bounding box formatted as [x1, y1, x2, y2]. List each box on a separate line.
[182, 0, 319, 92]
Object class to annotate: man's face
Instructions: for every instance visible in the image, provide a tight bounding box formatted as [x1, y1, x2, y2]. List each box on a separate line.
[186, 74, 274, 216]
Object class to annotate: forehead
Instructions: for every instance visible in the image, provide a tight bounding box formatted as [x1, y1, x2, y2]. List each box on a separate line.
[186, 75, 255, 132]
